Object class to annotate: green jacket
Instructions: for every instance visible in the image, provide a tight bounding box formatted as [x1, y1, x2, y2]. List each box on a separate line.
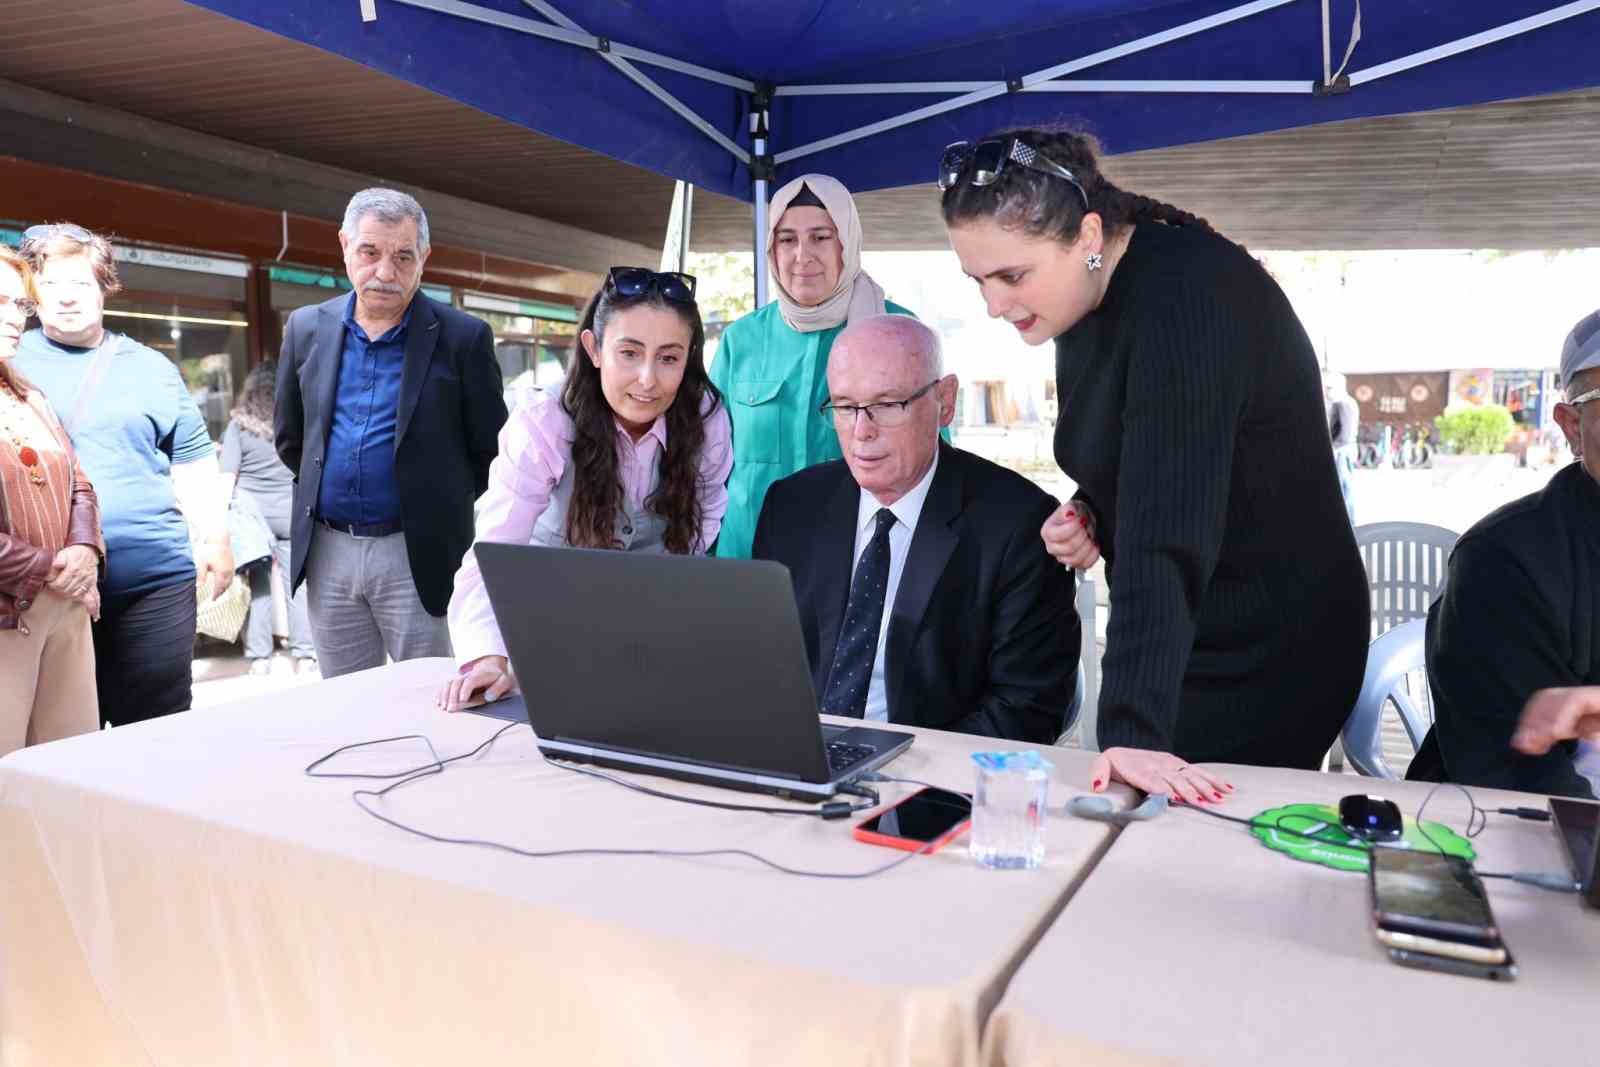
[709, 299, 915, 559]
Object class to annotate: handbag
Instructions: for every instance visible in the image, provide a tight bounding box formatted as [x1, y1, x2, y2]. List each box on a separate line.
[195, 573, 251, 643]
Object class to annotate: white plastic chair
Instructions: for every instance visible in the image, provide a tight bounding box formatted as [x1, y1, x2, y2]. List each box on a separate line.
[1059, 571, 1099, 748]
[1058, 663, 1086, 744]
[1354, 522, 1458, 639]
[1341, 618, 1432, 779]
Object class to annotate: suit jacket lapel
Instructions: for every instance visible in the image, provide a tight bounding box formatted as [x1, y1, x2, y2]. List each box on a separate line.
[812, 469, 862, 693]
[313, 298, 346, 440]
[396, 296, 441, 446]
[885, 443, 962, 715]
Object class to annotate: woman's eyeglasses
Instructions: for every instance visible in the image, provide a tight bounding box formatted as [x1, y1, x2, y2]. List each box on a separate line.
[0, 295, 38, 319]
[605, 267, 697, 305]
[937, 139, 1090, 212]
[819, 379, 940, 428]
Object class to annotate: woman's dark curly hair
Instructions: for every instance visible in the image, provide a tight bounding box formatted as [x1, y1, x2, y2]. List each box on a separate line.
[230, 360, 277, 440]
[561, 283, 721, 554]
[940, 127, 1222, 246]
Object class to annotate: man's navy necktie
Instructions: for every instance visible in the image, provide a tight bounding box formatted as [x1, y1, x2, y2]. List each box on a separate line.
[820, 508, 897, 718]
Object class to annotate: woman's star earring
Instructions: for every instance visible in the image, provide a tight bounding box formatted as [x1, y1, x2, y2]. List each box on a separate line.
[1085, 252, 1104, 272]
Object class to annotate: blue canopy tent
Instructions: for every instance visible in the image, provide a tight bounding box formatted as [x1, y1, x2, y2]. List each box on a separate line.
[185, 0, 1600, 297]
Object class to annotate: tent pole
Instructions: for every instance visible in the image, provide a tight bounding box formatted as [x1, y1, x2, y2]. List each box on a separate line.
[776, 79, 1310, 96]
[772, 0, 1297, 165]
[1349, 0, 1600, 87]
[659, 181, 694, 274]
[752, 107, 770, 307]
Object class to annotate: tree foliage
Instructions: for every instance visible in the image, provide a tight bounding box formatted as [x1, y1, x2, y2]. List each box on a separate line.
[1435, 404, 1515, 455]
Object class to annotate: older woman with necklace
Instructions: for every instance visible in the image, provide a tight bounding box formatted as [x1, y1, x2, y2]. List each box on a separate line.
[0, 245, 103, 756]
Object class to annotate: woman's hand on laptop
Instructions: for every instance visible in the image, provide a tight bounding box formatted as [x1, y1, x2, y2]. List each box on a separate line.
[438, 655, 519, 712]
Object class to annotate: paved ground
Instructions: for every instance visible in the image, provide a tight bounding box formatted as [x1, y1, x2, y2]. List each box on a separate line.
[191, 644, 324, 710]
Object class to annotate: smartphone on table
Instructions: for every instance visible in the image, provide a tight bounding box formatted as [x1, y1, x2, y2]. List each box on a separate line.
[1368, 848, 1517, 981]
[853, 787, 971, 854]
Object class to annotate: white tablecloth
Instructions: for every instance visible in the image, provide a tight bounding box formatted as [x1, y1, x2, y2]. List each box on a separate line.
[2, 657, 1129, 1067]
[984, 763, 1600, 1067]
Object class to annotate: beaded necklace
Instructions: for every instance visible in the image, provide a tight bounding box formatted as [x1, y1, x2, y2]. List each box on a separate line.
[0, 382, 46, 487]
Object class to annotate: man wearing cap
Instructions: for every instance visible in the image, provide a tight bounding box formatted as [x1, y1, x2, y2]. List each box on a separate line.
[1410, 309, 1600, 799]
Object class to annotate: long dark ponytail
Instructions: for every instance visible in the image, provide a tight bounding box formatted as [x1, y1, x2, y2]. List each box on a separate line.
[940, 127, 1223, 246]
[561, 284, 721, 554]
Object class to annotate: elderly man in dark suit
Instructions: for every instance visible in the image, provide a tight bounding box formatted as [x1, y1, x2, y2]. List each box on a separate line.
[753, 315, 1079, 743]
[276, 188, 507, 678]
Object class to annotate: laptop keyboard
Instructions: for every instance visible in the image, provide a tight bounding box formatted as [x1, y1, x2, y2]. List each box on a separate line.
[826, 741, 877, 775]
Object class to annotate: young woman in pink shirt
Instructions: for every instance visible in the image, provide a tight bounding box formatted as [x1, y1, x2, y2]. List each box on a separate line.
[437, 268, 732, 711]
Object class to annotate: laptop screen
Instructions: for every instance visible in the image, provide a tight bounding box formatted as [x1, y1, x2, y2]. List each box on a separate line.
[1550, 796, 1600, 907]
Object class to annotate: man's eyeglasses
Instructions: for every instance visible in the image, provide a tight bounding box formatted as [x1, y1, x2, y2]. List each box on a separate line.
[605, 266, 697, 305]
[0, 294, 37, 319]
[937, 138, 1090, 212]
[1566, 386, 1600, 406]
[21, 223, 99, 247]
[820, 379, 941, 428]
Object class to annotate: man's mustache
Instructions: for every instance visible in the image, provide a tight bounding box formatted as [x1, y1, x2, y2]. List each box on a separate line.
[363, 282, 405, 295]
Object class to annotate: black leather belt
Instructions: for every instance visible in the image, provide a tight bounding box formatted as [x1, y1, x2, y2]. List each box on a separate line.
[318, 517, 404, 538]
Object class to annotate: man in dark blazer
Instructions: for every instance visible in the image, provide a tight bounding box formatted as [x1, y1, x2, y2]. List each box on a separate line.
[276, 188, 506, 678]
[753, 315, 1079, 744]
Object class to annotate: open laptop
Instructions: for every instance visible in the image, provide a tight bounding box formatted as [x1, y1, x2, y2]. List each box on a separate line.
[470, 543, 913, 800]
[1549, 796, 1600, 908]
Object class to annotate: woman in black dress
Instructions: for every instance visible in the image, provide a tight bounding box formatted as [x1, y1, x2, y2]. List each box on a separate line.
[940, 129, 1369, 803]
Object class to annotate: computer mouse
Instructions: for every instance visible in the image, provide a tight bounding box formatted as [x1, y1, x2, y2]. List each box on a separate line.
[1339, 794, 1404, 841]
[1066, 793, 1169, 825]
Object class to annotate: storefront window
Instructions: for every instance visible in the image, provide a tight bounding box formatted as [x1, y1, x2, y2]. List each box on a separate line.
[110, 258, 252, 443]
[462, 294, 580, 404]
[105, 299, 248, 441]
[1493, 370, 1546, 428]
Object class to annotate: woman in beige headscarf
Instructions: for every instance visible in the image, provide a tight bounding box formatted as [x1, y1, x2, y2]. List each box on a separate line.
[708, 173, 915, 558]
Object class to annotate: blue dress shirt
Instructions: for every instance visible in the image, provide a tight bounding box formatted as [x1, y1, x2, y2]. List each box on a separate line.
[317, 293, 411, 525]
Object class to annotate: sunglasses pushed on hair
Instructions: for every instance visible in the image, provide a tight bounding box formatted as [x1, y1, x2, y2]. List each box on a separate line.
[21, 222, 99, 247]
[937, 139, 1089, 211]
[605, 267, 697, 305]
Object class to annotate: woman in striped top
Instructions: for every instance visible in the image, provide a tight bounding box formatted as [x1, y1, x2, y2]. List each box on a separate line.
[0, 246, 104, 756]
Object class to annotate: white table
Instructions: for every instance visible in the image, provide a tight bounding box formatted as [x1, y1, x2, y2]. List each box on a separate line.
[984, 763, 1600, 1067]
[1, 658, 1130, 1067]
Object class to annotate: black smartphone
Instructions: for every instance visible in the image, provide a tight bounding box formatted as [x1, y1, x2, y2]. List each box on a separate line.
[853, 788, 972, 853]
[1369, 848, 1504, 948]
[1386, 946, 1518, 982]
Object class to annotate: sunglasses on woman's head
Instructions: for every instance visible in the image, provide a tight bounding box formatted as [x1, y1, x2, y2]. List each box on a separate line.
[937, 139, 1090, 212]
[21, 223, 99, 247]
[605, 267, 697, 305]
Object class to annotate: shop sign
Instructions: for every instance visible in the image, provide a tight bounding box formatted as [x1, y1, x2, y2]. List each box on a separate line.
[113, 245, 251, 278]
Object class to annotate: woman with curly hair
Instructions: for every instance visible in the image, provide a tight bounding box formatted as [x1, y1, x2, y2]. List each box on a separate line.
[941, 128, 1368, 799]
[438, 267, 732, 710]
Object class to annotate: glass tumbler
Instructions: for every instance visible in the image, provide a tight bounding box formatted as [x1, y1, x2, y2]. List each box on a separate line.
[969, 751, 1053, 870]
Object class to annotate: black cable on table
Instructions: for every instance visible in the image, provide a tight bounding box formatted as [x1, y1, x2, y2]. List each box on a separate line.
[304, 724, 939, 880]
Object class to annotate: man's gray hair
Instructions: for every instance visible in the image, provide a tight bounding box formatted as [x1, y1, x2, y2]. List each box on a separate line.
[341, 187, 430, 250]
[840, 314, 943, 379]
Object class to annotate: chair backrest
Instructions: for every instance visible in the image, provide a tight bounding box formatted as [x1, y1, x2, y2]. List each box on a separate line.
[1341, 617, 1431, 779]
[1354, 522, 1459, 639]
[1059, 662, 1086, 744]
[1068, 572, 1100, 750]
